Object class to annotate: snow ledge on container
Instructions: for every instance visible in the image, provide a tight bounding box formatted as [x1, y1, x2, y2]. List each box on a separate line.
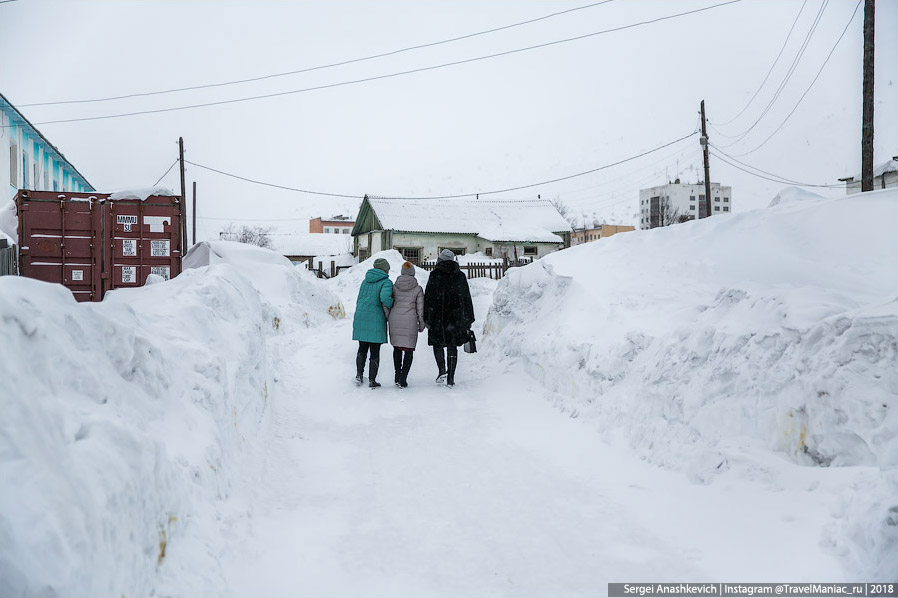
[108, 187, 176, 201]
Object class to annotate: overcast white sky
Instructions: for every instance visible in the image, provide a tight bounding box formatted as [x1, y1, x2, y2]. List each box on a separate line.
[1, 0, 896, 240]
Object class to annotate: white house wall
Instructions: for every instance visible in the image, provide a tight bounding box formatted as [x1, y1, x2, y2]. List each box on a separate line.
[2, 102, 93, 202]
[388, 232, 560, 262]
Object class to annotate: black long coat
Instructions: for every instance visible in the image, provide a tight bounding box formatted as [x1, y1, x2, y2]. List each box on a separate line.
[424, 260, 475, 347]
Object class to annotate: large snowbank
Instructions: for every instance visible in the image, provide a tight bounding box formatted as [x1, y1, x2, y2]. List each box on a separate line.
[184, 240, 345, 327]
[0, 242, 343, 597]
[484, 187, 898, 577]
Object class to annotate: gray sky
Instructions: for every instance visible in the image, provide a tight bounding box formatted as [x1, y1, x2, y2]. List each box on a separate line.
[2, 0, 896, 240]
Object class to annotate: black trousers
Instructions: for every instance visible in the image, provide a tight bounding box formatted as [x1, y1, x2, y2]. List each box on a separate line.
[432, 345, 458, 372]
[357, 341, 382, 379]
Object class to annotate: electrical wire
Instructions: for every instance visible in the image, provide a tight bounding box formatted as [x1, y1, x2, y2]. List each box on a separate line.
[186, 132, 697, 209]
[710, 149, 843, 187]
[717, 0, 829, 147]
[712, 0, 807, 127]
[152, 159, 179, 187]
[729, 0, 862, 158]
[185, 160, 361, 198]
[12, 0, 743, 128]
[20, 1, 617, 107]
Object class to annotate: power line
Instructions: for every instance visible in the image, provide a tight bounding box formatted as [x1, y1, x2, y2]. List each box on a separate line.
[712, 0, 807, 127]
[152, 159, 179, 187]
[185, 160, 361, 198]
[12, 0, 743, 128]
[729, 0, 862, 157]
[716, 0, 829, 147]
[19, 1, 617, 108]
[710, 149, 842, 187]
[187, 132, 697, 208]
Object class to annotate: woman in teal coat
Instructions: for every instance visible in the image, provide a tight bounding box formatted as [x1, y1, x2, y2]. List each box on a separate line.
[353, 258, 394, 387]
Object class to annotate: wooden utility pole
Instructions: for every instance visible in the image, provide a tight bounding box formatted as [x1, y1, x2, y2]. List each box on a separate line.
[861, 0, 875, 191]
[192, 181, 197, 246]
[178, 137, 187, 253]
[700, 100, 712, 218]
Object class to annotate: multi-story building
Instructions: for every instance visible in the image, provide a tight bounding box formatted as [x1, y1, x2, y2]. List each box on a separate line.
[639, 182, 732, 229]
[1, 92, 94, 201]
[309, 215, 355, 235]
[571, 223, 635, 246]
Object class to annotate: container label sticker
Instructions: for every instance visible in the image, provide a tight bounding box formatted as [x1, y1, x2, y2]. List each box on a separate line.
[151, 239, 170, 257]
[150, 266, 171, 280]
[143, 216, 171, 233]
[72, 270, 83, 281]
[122, 239, 137, 256]
[117, 215, 138, 232]
[121, 266, 137, 284]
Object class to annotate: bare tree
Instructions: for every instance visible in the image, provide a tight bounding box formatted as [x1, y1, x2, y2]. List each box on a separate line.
[550, 196, 579, 228]
[220, 223, 273, 249]
[648, 197, 691, 229]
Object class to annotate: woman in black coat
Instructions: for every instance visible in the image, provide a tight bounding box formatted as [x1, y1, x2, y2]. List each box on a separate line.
[424, 249, 475, 387]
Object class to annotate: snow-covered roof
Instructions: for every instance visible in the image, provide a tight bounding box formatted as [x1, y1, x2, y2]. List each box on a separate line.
[362, 197, 572, 243]
[839, 157, 898, 182]
[269, 232, 352, 256]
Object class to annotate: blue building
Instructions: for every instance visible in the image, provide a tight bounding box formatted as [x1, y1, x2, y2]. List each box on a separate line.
[1, 91, 94, 201]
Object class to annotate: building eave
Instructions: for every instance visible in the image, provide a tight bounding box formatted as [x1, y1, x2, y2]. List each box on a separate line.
[0, 91, 95, 191]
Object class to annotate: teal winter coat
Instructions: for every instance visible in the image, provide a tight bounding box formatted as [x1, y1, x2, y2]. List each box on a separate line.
[352, 268, 395, 343]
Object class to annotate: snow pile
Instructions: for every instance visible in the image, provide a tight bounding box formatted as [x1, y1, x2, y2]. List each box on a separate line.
[108, 186, 176, 201]
[0, 269, 270, 597]
[184, 240, 345, 327]
[1, 200, 18, 244]
[484, 188, 897, 576]
[0, 241, 345, 597]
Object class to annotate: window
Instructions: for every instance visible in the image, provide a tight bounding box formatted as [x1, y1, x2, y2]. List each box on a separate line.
[332, 229, 338, 234]
[485, 247, 493, 256]
[723, 197, 729, 202]
[714, 197, 720, 202]
[723, 207, 729, 212]
[9, 142, 17, 184]
[358, 248, 369, 261]
[438, 247, 466, 256]
[523, 246, 538, 256]
[324, 227, 330, 233]
[342, 228, 349, 234]
[395, 247, 422, 264]
[690, 205, 696, 211]
[714, 206, 720, 212]
[690, 195, 695, 201]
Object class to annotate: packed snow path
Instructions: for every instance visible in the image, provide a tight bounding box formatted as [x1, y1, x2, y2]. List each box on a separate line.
[220, 315, 850, 596]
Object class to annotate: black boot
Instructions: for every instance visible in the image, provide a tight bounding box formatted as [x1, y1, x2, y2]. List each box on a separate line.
[433, 346, 447, 384]
[355, 346, 366, 384]
[393, 348, 403, 386]
[447, 354, 458, 387]
[369, 354, 381, 388]
[399, 351, 413, 388]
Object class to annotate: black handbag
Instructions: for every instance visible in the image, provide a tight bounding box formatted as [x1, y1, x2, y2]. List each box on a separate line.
[463, 329, 477, 353]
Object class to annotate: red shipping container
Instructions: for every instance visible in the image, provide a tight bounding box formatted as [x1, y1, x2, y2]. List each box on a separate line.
[103, 195, 183, 290]
[16, 191, 103, 301]
[14, 190, 184, 301]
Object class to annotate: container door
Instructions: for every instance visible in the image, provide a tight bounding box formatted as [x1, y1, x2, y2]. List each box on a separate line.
[103, 196, 182, 293]
[16, 190, 102, 302]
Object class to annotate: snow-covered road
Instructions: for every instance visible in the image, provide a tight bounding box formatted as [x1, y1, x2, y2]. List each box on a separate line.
[221, 312, 850, 597]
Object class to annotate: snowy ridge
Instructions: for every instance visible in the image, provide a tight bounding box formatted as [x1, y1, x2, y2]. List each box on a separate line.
[484, 188, 898, 577]
[0, 244, 344, 597]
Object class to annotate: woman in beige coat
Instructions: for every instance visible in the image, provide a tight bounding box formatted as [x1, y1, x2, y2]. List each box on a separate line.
[388, 261, 426, 388]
